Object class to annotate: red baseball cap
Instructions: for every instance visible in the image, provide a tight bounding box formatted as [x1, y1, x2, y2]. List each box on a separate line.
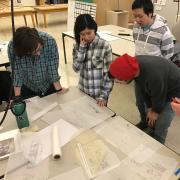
[109, 54, 139, 81]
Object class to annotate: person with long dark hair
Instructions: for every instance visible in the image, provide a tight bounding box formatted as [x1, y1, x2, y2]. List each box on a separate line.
[73, 14, 113, 107]
[109, 54, 180, 144]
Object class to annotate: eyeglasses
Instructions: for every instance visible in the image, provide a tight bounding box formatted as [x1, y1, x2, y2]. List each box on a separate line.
[133, 14, 145, 20]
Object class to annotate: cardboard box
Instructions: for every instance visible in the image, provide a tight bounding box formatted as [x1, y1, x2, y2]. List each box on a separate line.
[106, 10, 129, 28]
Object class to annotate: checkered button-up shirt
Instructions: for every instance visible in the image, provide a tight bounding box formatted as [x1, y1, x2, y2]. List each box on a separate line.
[8, 31, 60, 94]
[73, 34, 113, 101]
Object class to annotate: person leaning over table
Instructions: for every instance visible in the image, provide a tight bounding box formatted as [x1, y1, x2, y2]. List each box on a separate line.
[8, 26, 68, 99]
[109, 53, 180, 144]
[72, 14, 114, 107]
[131, 0, 174, 130]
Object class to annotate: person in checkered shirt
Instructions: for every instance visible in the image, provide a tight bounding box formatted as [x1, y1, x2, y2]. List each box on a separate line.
[73, 14, 114, 107]
[8, 26, 68, 99]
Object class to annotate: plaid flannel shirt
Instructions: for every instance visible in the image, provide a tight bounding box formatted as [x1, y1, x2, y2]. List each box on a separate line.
[8, 31, 60, 94]
[73, 34, 113, 101]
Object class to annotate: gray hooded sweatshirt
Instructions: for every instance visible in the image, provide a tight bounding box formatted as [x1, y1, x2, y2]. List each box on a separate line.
[133, 14, 174, 59]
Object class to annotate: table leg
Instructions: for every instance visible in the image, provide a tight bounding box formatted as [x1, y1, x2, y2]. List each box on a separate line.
[23, 15, 27, 26]
[35, 12, 38, 27]
[62, 33, 67, 64]
[43, 13, 47, 28]
[30, 14, 36, 27]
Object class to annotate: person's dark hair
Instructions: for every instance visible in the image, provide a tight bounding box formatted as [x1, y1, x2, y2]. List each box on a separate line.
[13, 26, 44, 56]
[108, 71, 114, 80]
[132, 0, 154, 17]
[74, 14, 97, 45]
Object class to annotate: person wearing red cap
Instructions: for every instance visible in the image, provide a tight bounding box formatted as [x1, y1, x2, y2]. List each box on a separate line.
[109, 53, 180, 144]
[131, 0, 175, 135]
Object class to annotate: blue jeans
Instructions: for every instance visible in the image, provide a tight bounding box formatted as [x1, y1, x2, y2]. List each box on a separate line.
[153, 102, 174, 144]
[135, 83, 175, 144]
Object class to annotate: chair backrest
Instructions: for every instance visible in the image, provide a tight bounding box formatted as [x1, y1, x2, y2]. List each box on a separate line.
[0, 71, 12, 102]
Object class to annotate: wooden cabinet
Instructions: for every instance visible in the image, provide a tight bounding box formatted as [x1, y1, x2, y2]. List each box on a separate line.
[118, 0, 134, 23]
[0, 0, 37, 6]
[0, 0, 9, 7]
[36, 0, 45, 5]
[106, 10, 129, 28]
[93, 0, 133, 26]
[93, 0, 118, 26]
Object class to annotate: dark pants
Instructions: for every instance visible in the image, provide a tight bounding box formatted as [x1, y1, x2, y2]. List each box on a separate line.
[135, 83, 147, 123]
[21, 84, 56, 100]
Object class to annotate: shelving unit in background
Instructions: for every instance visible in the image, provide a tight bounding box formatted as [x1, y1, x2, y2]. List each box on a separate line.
[92, 0, 134, 26]
[106, 10, 129, 28]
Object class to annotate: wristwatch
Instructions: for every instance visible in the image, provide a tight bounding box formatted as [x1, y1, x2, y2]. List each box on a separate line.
[55, 88, 62, 92]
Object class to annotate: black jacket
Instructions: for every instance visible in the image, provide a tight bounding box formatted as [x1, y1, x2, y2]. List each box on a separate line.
[135, 55, 180, 113]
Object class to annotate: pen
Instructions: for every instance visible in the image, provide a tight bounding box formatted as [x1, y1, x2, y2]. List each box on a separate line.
[175, 167, 180, 176]
[118, 33, 131, 36]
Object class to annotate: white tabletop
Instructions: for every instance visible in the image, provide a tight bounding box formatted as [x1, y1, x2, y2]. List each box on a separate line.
[98, 25, 134, 42]
[0, 41, 9, 67]
[63, 25, 135, 57]
[0, 87, 179, 180]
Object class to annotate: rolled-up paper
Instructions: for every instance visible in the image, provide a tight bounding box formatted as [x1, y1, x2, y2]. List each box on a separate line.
[52, 126, 62, 160]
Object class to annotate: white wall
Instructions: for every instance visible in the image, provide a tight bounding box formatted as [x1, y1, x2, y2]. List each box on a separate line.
[20, 0, 36, 6]
[67, 0, 75, 31]
[154, 0, 179, 29]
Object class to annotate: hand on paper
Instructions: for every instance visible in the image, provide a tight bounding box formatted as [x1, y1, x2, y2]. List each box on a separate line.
[146, 109, 159, 128]
[97, 99, 107, 107]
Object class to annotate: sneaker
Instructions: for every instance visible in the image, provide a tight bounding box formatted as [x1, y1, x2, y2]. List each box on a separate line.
[136, 122, 148, 130]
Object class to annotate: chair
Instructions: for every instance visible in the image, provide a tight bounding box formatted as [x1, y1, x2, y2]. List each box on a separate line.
[171, 21, 180, 67]
[0, 71, 12, 103]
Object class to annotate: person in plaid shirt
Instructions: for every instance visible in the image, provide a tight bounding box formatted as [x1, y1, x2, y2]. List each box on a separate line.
[73, 14, 114, 107]
[8, 26, 68, 99]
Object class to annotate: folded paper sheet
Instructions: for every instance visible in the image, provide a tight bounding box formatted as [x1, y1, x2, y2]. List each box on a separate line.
[13, 119, 78, 166]
[5, 152, 49, 180]
[31, 102, 58, 122]
[42, 96, 114, 129]
[94, 116, 179, 180]
[97, 32, 120, 42]
[95, 116, 162, 155]
[49, 167, 86, 180]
